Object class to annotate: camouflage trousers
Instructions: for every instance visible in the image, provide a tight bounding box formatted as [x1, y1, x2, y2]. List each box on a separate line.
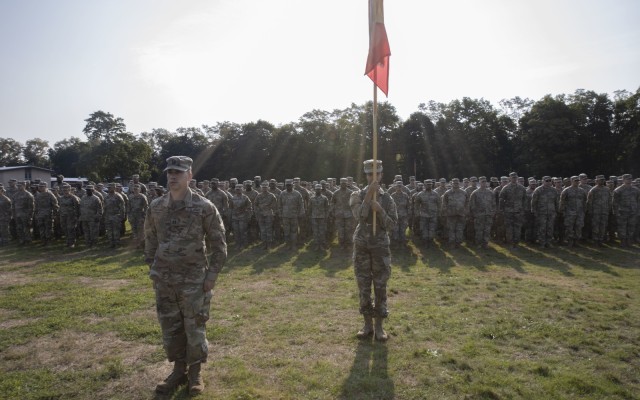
[465, 217, 475, 241]
[129, 213, 145, 241]
[232, 219, 249, 247]
[473, 215, 493, 246]
[563, 213, 584, 241]
[419, 216, 437, 241]
[60, 215, 78, 245]
[334, 216, 354, 246]
[523, 211, 536, 242]
[155, 281, 211, 366]
[82, 220, 100, 245]
[353, 243, 391, 318]
[15, 215, 32, 244]
[0, 218, 10, 244]
[607, 212, 617, 240]
[504, 212, 523, 244]
[392, 215, 408, 243]
[311, 218, 327, 247]
[257, 215, 274, 244]
[591, 213, 608, 242]
[492, 212, 505, 242]
[536, 213, 555, 246]
[616, 212, 637, 240]
[105, 216, 122, 245]
[447, 215, 465, 244]
[281, 217, 299, 245]
[35, 213, 54, 242]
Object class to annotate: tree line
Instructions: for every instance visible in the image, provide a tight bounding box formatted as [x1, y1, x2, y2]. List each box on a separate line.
[1, 88, 638, 185]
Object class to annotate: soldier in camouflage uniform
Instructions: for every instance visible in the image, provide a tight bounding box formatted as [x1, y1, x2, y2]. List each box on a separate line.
[132, 174, 148, 195]
[79, 185, 103, 247]
[0, 185, 11, 245]
[350, 160, 397, 341]
[578, 173, 593, 240]
[492, 176, 508, 242]
[413, 179, 440, 247]
[144, 156, 227, 396]
[279, 179, 305, 250]
[464, 177, 478, 241]
[6, 179, 18, 240]
[560, 176, 587, 247]
[103, 183, 126, 248]
[469, 177, 495, 249]
[443, 178, 468, 248]
[523, 178, 537, 243]
[499, 172, 526, 248]
[116, 183, 128, 236]
[390, 182, 410, 246]
[553, 177, 565, 243]
[128, 184, 149, 248]
[606, 178, 617, 242]
[268, 179, 283, 242]
[58, 184, 80, 248]
[531, 176, 559, 248]
[34, 182, 59, 246]
[309, 184, 330, 250]
[230, 186, 252, 249]
[294, 177, 311, 241]
[586, 175, 610, 247]
[613, 174, 640, 247]
[12, 181, 34, 245]
[254, 182, 278, 249]
[332, 178, 355, 249]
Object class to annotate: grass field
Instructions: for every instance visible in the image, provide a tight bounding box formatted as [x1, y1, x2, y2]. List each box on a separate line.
[0, 233, 638, 400]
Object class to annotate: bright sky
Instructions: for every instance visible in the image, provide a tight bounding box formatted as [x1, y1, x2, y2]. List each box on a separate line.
[1, 0, 639, 145]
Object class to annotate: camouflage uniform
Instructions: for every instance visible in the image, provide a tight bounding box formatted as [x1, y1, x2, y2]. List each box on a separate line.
[13, 183, 35, 244]
[469, 179, 495, 248]
[144, 173, 227, 369]
[34, 183, 59, 244]
[58, 186, 81, 247]
[5, 180, 18, 240]
[464, 178, 478, 241]
[523, 179, 537, 243]
[531, 178, 559, 247]
[253, 185, 278, 248]
[0, 188, 11, 244]
[230, 188, 252, 249]
[613, 175, 640, 246]
[560, 178, 587, 245]
[586, 177, 610, 245]
[492, 179, 508, 242]
[499, 174, 526, 246]
[309, 186, 330, 249]
[128, 188, 149, 247]
[413, 181, 440, 244]
[390, 187, 410, 245]
[104, 185, 126, 247]
[79, 187, 103, 247]
[349, 160, 397, 322]
[279, 182, 305, 249]
[442, 180, 468, 246]
[331, 180, 355, 247]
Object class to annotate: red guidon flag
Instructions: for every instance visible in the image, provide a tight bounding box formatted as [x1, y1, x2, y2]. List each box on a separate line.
[365, 0, 391, 96]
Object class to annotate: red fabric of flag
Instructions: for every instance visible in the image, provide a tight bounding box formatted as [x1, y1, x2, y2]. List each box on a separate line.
[365, 0, 391, 96]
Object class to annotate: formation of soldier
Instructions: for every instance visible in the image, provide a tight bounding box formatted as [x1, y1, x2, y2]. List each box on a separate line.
[0, 171, 638, 250]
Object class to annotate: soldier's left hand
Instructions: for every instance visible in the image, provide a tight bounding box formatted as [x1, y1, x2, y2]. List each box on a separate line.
[203, 279, 216, 292]
[370, 200, 384, 213]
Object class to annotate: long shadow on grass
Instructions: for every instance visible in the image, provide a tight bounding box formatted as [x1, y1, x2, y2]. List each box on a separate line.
[460, 245, 527, 273]
[552, 246, 621, 276]
[417, 244, 455, 274]
[339, 340, 394, 400]
[512, 245, 575, 276]
[319, 247, 352, 277]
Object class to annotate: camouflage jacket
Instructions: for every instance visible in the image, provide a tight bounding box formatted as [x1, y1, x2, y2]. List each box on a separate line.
[391, 191, 411, 218]
[469, 188, 495, 216]
[531, 186, 559, 215]
[230, 194, 252, 221]
[144, 190, 227, 283]
[613, 185, 640, 215]
[442, 188, 468, 217]
[104, 193, 125, 220]
[0, 194, 11, 220]
[58, 194, 80, 218]
[309, 194, 330, 219]
[35, 190, 59, 217]
[12, 190, 34, 217]
[79, 194, 103, 222]
[253, 191, 278, 217]
[128, 193, 149, 215]
[350, 185, 397, 246]
[499, 183, 526, 213]
[205, 189, 229, 216]
[586, 185, 611, 214]
[560, 186, 587, 216]
[331, 188, 354, 218]
[414, 190, 440, 218]
[279, 190, 305, 218]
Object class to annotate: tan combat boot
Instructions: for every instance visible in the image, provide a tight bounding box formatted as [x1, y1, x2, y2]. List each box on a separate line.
[356, 315, 374, 339]
[188, 362, 204, 395]
[155, 360, 187, 394]
[374, 317, 388, 341]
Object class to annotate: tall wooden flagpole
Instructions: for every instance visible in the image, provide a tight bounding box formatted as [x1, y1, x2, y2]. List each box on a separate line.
[372, 82, 378, 235]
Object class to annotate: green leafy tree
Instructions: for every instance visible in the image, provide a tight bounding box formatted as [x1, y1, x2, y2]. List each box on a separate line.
[83, 110, 126, 142]
[48, 137, 91, 177]
[23, 138, 50, 167]
[0, 138, 24, 166]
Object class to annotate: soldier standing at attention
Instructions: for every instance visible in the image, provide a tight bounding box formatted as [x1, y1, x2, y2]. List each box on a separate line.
[253, 182, 278, 249]
[79, 185, 102, 247]
[58, 184, 81, 248]
[104, 183, 126, 248]
[499, 172, 527, 249]
[0, 185, 12, 245]
[12, 181, 34, 245]
[443, 178, 468, 248]
[349, 160, 397, 341]
[613, 174, 640, 247]
[128, 184, 149, 248]
[390, 181, 410, 247]
[145, 156, 227, 396]
[531, 176, 559, 248]
[309, 184, 330, 251]
[230, 186, 252, 250]
[469, 177, 495, 249]
[586, 175, 610, 247]
[34, 182, 59, 246]
[560, 176, 587, 247]
[279, 179, 305, 251]
[413, 180, 440, 248]
[332, 178, 355, 249]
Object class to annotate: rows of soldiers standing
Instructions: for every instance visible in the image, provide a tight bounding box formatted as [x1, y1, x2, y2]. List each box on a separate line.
[1, 171, 638, 251]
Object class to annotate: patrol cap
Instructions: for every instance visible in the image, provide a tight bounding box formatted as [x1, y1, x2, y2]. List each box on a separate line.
[528, 177, 536, 182]
[133, 184, 141, 189]
[116, 183, 123, 188]
[439, 178, 446, 183]
[38, 182, 47, 187]
[424, 179, 433, 185]
[500, 176, 509, 181]
[340, 178, 347, 183]
[490, 177, 498, 183]
[164, 156, 193, 172]
[417, 182, 424, 188]
[579, 173, 588, 179]
[463, 178, 469, 182]
[394, 175, 402, 180]
[230, 178, 238, 183]
[260, 182, 268, 187]
[9, 179, 17, 183]
[451, 178, 460, 183]
[269, 178, 277, 183]
[254, 176, 261, 180]
[478, 176, 487, 182]
[314, 184, 322, 190]
[409, 176, 416, 180]
[202, 180, 210, 184]
[622, 173, 633, 180]
[509, 172, 518, 178]
[16, 181, 25, 187]
[542, 176, 551, 181]
[363, 159, 383, 173]
[609, 175, 617, 181]
[85, 185, 94, 190]
[62, 183, 71, 189]
[394, 180, 403, 187]
[470, 176, 478, 182]
[595, 175, 605, 180]
[285, 179, 293, 185]
[234, 185, 243, 191]
[571, 176, 579, 182]
[107, 182, 116, 188]
[132, 174, 140, 178]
